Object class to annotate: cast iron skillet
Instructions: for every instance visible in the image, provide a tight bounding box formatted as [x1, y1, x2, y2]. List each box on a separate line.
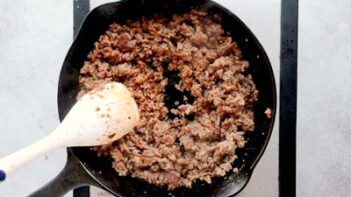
[30, 0, 276, 196]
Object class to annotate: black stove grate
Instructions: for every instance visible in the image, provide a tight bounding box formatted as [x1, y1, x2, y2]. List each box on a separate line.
[279, 0, 298, 197]
[73, 1, 90, 196]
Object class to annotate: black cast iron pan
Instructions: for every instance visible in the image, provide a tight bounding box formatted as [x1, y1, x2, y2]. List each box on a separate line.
[30, 0, 276, 196]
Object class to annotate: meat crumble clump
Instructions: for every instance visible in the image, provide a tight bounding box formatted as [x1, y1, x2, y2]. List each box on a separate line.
[78, 9, 258, 190]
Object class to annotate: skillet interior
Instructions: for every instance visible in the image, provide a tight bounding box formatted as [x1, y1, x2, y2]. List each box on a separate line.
[57, 0, 276, 196]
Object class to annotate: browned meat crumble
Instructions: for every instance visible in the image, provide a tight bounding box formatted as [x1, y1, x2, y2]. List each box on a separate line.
[78, 9, 258, 190]
[264, 108, 272, 119]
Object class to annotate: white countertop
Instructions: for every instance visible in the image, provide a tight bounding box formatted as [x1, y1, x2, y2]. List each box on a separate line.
[0, 0, 349, 196]
[297, 0, 351, 196]
[0, 0, 73, 196]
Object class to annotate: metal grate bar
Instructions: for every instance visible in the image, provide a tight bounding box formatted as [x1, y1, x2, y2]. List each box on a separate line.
[279, 0, 298, 196]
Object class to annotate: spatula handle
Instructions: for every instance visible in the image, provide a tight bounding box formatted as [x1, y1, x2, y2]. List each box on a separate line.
[0, 135, 60, 181]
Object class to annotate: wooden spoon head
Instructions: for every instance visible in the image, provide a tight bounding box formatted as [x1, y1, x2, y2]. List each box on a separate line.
[56, 82, 139, 147]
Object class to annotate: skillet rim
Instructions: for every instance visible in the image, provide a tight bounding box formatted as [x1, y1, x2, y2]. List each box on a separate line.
[57, 0, 277, 195]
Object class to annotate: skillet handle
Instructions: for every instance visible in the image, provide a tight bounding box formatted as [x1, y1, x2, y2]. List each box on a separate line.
[28, 150, 99, 197]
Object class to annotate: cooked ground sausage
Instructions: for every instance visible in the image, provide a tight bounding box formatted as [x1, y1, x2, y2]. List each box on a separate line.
[78, 9, 258, 190]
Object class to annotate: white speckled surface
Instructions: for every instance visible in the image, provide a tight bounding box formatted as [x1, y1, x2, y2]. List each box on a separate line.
[0, 0, 72, 196]
[297, 1, 351, 196]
